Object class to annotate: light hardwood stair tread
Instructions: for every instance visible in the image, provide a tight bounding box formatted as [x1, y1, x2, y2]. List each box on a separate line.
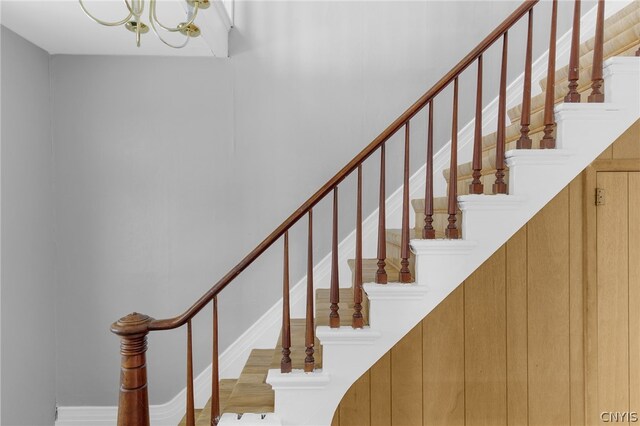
[411, 197, 449, 213]
[315, 288, 362, 326]
[271, 318, 323, 370]
[346, 258, 401, 283]
[193, 379, 238, 426]
[223, 349, 275, 414]
[537, 5, 640, 92]
[385, 228, 422, 245]
[508, 5, 640, 121]
[510, 42, 639, 122]
[539, 22, 640, 93]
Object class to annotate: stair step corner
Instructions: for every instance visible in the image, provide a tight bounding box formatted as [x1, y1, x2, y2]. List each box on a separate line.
[265, 369, 330, 390]
[410, 239, 477, 256]
[363, 282, 429, 301]
[504, 148, 574, 167]
[457, 193, 526, 211]
[316, 326, 381, 345]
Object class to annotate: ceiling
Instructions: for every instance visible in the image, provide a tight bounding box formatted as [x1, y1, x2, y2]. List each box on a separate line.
[1, 0, 231, 56]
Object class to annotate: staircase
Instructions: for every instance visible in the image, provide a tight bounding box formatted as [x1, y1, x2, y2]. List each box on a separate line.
[110, 1, 640, 426]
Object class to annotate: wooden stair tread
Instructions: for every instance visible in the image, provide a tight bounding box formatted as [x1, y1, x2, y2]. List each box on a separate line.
[316, 288, 361, 326]
[538, 7, 640, 92]
[346, 258, 401, 283]
[223, 349, 275, 414]
[510, 2, 639, 120]
[179, 410, 202, 426]
[271, 318, 323, 370]
[510, 42, 639, 123]
[385, 228, 421, 245]
[193, 379, 237, 426]
[435, 5, 640, 189]
[411, 197, 449, 213]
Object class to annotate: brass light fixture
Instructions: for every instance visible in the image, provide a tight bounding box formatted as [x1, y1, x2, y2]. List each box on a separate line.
[79, 0, 209, 48]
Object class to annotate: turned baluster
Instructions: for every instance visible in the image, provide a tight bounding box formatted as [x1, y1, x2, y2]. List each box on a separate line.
[281, 231, 292, 373]
[541, 0, 558, 149]
[186, 321, 195, 426]
[469, 56, 484, 194]
[565, 0, 581, 103]
[494, 32, 509, 193]
[353, 165, 364, 328]
[588, 0, 605, 103]
[329, 188, 340, 327]
[446, 77, 460, 238]
[517, 10, 534, 149]
[376, 144, 388, 283]
[305, 211, 315, 372]
[111, 313, 152, 426]
[399, 123, 412, 283]
[210, 296, 220, 426]
[423, 101, 436, 239]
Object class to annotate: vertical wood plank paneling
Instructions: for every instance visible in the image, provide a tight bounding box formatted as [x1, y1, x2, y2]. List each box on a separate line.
[391, 324, 423, 425]
[584, 167, 599, 426]
[331, 407, 340, 426]
[423, 286, 465, 426]
[596, 172, 629, 416]
[597, 146, 613, 160]
[629, 172, 640, 415]
[527, 189, 571, 426]
[340, 372, 371, 426]
[464, 247, 507, 426]
[568, 177, 585, 426]
[505, 228, 528, 426]
[370, 353, 392, 426]
[612, 120, 640, 159]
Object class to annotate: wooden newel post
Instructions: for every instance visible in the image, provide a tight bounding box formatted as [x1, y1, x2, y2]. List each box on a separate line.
[111, 312, 153, 426]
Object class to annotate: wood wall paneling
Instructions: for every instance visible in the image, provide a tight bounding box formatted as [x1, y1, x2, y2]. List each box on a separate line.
[391, 324, 423, 426]
[506, 228, 528, 426]
[464, 247, 507, 426]
[423, 287, 465, 426]
[370, 353, 392, 426]
[596, 172, 629, 419]
[527, 189, 571, 426]
[339, 371, 371, 426]
[568, 177, 585, 426]
[629, 173, 640, 416]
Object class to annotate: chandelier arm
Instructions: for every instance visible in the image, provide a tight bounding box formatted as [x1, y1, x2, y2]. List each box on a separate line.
[78, 0, 134, 26]
[150, 0, 199, 33]
[148, 7, 191, 48]
[124, 0, 144, 16]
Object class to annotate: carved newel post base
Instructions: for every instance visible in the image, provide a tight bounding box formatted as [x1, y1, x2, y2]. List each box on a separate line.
[111, 312, 154, 426]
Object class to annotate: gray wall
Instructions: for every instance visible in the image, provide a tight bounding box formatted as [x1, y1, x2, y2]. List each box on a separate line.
[1, 27, 56, 426]
[50, 55, 235, 406]
[50, 0, 579, 407]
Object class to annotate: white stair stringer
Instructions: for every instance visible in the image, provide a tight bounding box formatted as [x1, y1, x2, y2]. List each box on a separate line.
[256, 57, 640, 426]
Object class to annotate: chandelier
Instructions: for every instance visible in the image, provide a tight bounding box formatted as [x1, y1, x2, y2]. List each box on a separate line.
[79, 0, 210, 48]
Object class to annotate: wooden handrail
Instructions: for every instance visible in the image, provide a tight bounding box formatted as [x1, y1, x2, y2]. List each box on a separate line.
[129, 0, 539, 333]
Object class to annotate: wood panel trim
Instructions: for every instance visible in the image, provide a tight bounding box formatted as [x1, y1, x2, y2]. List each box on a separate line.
[591, 158, 640, 171]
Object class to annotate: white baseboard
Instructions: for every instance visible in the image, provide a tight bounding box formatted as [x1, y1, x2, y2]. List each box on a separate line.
[55, 2, 632, 425]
